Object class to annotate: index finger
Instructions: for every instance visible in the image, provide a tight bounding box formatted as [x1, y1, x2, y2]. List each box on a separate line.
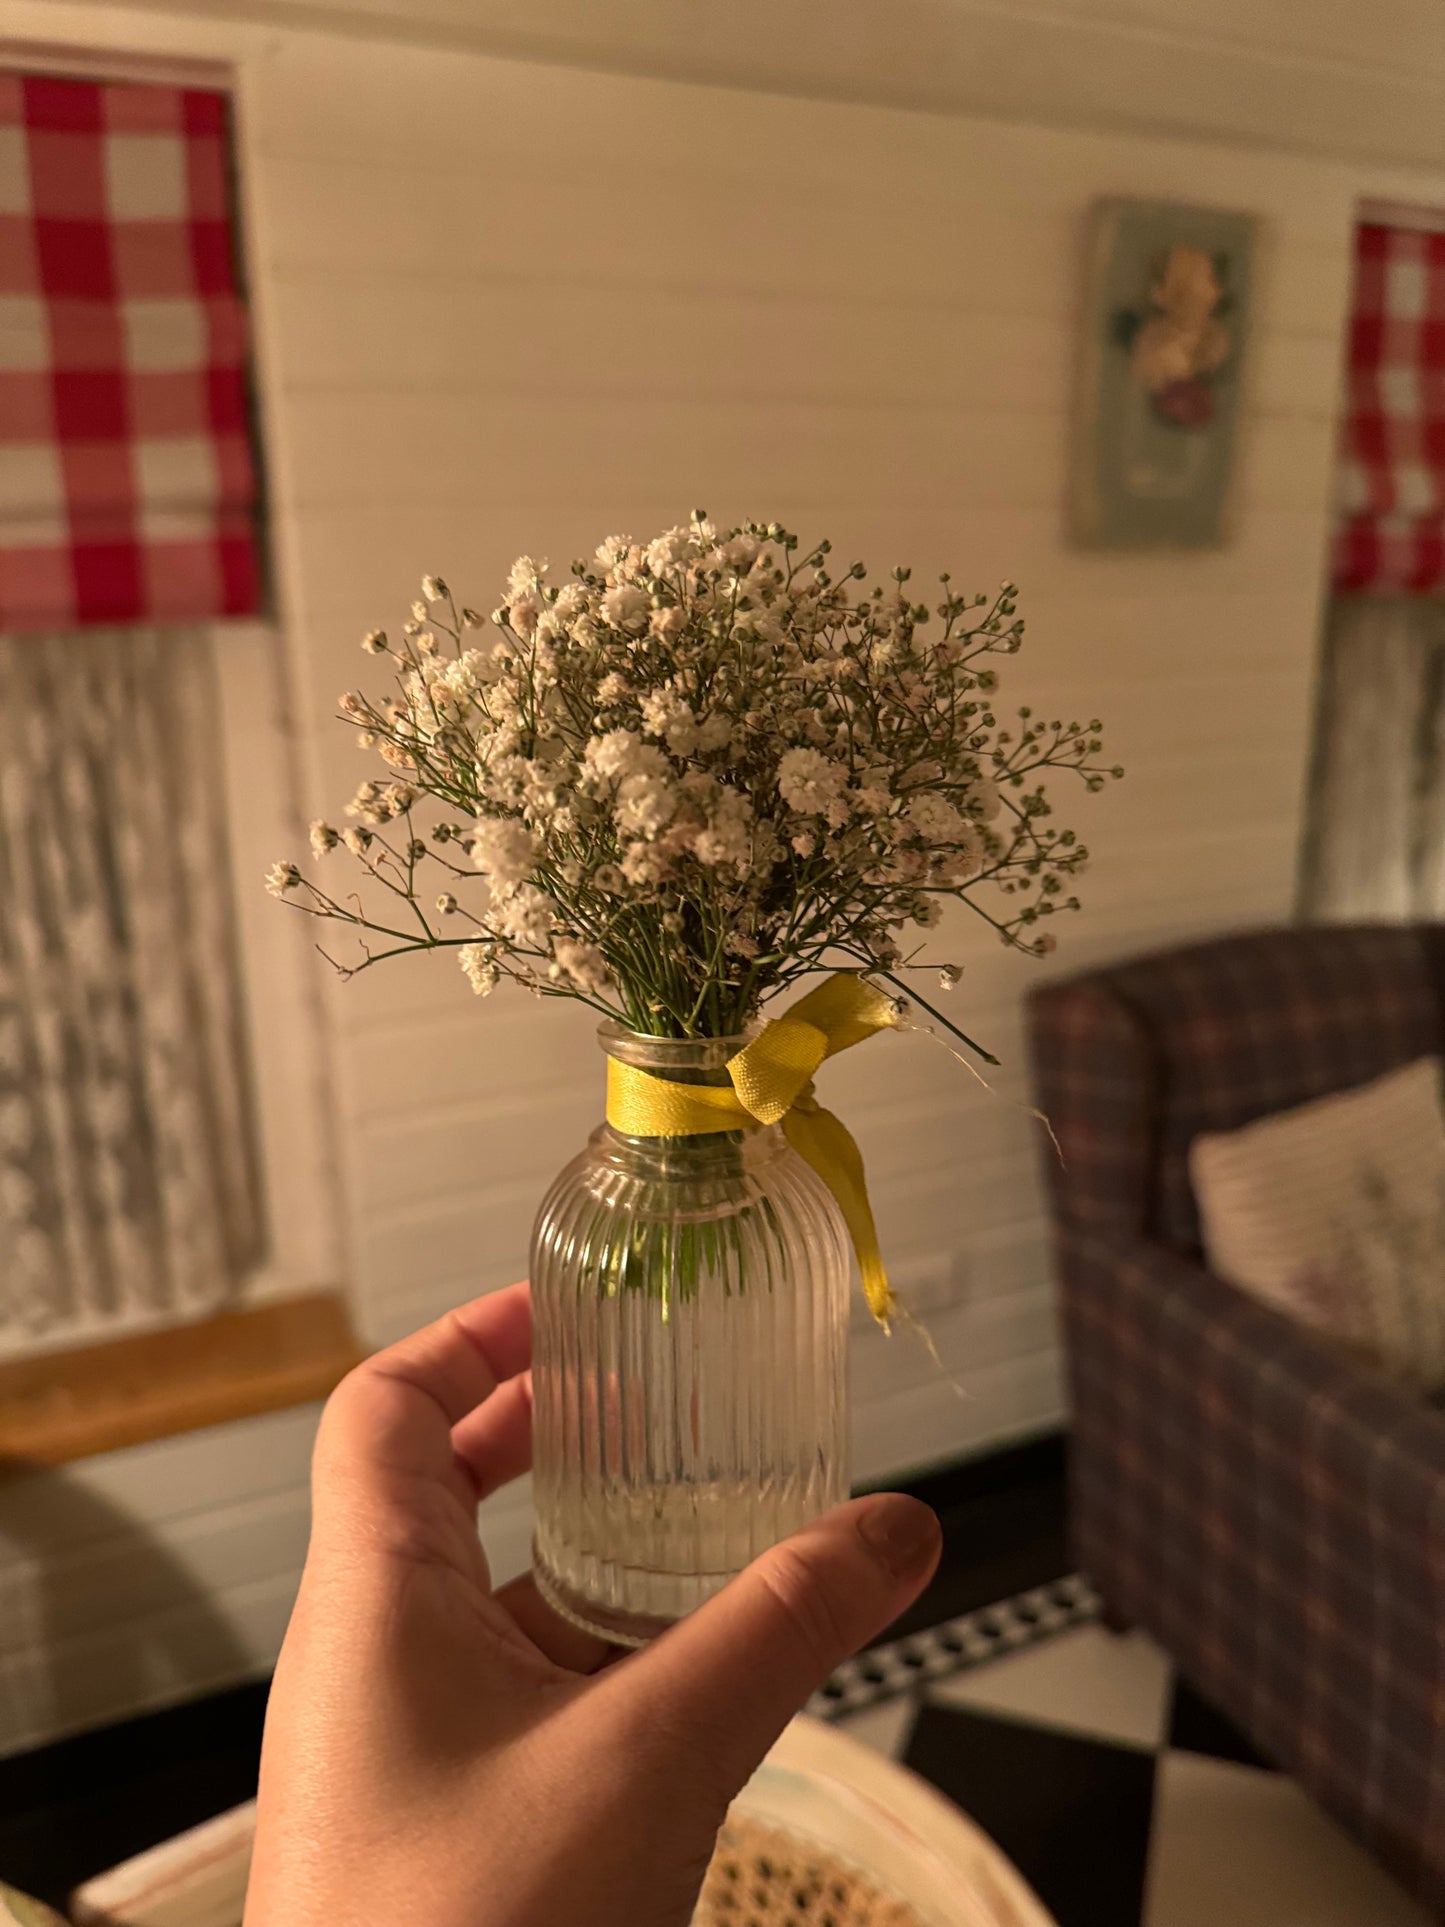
[315, 1281, 532, 1500]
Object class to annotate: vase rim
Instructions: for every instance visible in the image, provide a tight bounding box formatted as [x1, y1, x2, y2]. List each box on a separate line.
[596, 1019, 751, 1074]
[597, 1019, 749, 1046]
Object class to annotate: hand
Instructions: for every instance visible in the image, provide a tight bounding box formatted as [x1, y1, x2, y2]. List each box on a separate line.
[244, 1282, 942, 1927]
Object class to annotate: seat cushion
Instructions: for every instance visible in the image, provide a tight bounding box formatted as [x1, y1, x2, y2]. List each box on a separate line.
[1191, 1056, 1445, 1387]
[1109, 925, 1444, 1249]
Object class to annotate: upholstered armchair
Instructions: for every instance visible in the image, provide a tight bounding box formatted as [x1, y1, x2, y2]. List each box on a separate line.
[1028, 925, 1445, 1913]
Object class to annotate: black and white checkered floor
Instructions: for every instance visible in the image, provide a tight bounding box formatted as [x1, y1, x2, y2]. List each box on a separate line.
[814, 1584, 1432, 1927]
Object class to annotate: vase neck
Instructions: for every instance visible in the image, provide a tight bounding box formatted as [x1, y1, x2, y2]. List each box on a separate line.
[597, 1023, 748, 1089]
[596, 1022, 775, 1165]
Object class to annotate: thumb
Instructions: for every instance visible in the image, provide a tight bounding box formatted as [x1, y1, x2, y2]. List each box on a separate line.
[622, 1492, 940, 1791]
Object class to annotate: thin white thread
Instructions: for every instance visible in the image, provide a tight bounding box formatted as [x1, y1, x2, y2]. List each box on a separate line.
[863, 1013, 1067, 1402]
[892, 1012, 1065, 1166]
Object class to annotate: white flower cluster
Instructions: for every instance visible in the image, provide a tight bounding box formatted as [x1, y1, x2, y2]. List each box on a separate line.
[273, 517, 1118, 1039]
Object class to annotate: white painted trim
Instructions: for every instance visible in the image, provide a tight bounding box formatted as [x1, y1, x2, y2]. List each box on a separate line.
[0, 37, 231, 88]
[1358, 197, 1445, 235]
[5, 0, 1445, 178]
[345, 0, 1445, 183]
[213, 621, 346, 1302]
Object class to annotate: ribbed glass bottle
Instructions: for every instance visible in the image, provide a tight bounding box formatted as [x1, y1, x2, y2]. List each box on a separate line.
[530, 1024, 851, 1647]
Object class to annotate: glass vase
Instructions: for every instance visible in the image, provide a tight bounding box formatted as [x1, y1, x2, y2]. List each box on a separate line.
[530, 1023, 852, 1646]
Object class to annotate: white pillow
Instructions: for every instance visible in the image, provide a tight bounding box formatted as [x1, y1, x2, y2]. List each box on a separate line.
[1190, 1056, 1445, 1389]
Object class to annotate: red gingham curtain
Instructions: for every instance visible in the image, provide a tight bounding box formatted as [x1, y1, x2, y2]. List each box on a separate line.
[0, 71, 260, 632]
[1332, 221, 1445, 594]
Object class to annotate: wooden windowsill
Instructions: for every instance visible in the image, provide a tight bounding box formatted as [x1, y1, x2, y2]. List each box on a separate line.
[0, 1293, 362, 1469]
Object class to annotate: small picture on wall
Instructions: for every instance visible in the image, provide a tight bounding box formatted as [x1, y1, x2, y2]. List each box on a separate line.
[1069, 197, 1255, 548]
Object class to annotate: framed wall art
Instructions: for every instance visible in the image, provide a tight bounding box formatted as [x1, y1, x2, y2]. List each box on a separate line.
[1070, 197, 1256, 548]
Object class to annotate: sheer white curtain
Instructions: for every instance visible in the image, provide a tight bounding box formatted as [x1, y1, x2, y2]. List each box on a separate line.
[0, 627, 265, 1345]
[1300, 597, 1445, 921]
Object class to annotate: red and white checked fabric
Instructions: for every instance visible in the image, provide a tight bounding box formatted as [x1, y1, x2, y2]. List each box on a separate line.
[1332, 221, 1445, 594]
[0, 71, 259, 632]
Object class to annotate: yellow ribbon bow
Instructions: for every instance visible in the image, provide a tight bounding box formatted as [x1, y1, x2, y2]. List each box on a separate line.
[605, 973, 900, 1324]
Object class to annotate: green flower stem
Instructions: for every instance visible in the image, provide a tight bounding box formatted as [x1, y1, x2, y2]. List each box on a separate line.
[872, 969, 1000, 1066]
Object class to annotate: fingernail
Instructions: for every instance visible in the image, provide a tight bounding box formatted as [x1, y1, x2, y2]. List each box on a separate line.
[856, 1494, 943, 1580]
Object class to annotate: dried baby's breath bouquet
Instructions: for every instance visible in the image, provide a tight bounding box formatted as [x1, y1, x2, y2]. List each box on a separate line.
[270, 514, 1118, 1049]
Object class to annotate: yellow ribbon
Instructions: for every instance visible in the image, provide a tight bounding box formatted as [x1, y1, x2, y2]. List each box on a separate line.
[605, 973, 901, 1325]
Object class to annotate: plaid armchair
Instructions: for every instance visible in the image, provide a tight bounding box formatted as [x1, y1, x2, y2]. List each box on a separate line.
[1028, 925, 1445, 1913]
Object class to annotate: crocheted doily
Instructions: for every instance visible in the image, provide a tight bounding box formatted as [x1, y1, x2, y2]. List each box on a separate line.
[695, 1814, 928, 1927]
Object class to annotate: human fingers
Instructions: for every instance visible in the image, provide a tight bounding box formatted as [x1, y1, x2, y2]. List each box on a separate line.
[612, 1493, 940, 1794]
[314, 1282, 532, 1513]
[494, 1570, 618, 1674]
[450, 1369, 533, 1501]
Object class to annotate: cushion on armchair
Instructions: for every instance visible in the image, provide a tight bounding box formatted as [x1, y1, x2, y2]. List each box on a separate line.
[1190, 1055, 1445, 1388]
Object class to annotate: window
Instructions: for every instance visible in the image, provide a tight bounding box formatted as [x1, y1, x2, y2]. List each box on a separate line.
[1302, 205, 1445, 924]
[0, 63, 339, 1364]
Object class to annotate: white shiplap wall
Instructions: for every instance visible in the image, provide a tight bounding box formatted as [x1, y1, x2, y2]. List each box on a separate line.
[4, 0, 1444, 1752]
